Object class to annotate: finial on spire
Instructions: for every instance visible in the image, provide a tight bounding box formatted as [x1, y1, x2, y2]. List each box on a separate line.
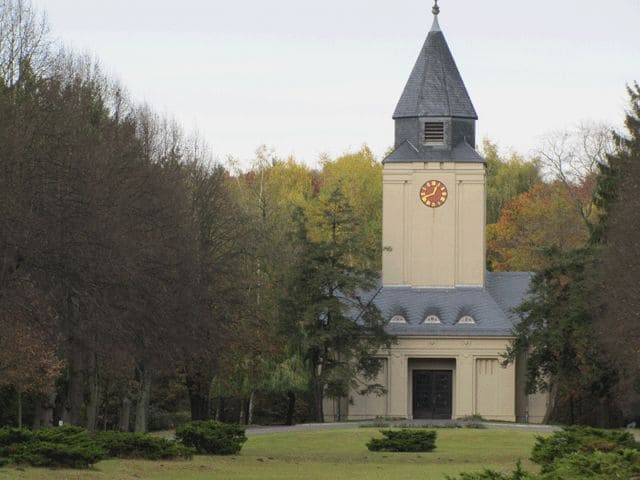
[430, 0, 441, 31]
[432, 0, 440, 16]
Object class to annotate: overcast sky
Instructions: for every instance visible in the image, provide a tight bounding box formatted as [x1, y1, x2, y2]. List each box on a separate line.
[40, 0, 638, 168]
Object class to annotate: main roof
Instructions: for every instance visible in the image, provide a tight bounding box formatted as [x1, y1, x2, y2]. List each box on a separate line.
[359, 272, 533, 337]
[393, 16, 477, 120]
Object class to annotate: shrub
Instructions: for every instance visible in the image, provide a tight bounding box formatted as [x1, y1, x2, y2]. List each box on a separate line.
[531, 426, 638, 472]
[366, 429, 437, 452]
[543, 449, 640, 480]
[0, 426, 193, 468]
[446, 462, 534, 480]
[0, 426, 105, 468]
[94, 431, 194, 460]
[175, 420, 247, 455]
[9, 441, 106, 469]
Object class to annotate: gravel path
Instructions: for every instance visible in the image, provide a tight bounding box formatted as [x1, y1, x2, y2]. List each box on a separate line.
[246, 419, 562, 436]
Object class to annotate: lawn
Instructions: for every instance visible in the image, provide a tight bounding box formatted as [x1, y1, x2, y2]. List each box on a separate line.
[0, 428, 541, 480]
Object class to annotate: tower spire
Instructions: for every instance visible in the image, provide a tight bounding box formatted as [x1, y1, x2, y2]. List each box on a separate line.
[431, 0, 441, 32]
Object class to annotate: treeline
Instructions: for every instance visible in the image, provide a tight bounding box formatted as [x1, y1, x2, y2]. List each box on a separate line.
[505, 85, 640, 426]
[0, 0, 389, 430]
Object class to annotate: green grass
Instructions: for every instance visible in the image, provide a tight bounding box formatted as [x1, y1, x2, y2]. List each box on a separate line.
[0, 428, 541, 480]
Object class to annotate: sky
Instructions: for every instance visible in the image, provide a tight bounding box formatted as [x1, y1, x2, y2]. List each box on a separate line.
[39, 0, 639, 169]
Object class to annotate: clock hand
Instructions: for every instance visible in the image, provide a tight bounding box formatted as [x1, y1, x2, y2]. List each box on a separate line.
[424, 185, 438, 198]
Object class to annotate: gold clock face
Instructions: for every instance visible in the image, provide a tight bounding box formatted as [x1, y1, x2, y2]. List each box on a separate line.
[420, 180, 448, 208]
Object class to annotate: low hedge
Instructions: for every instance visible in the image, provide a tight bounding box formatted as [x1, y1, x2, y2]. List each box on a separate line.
[0, 426, 105, 468]
[0, 426, 193, 468]
[367, 429, 437, 452]
[543, 449, 640, 480]
[447, 427, 640, 480]
[175, 420, 247, 455]
[94, 431, 194, 460]
[531, 425, 638, 472]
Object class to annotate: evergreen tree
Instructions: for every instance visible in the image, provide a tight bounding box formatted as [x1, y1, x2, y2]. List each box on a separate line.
[590, 83, 640, 421]
[504, 248, 617, 425]
[280, 186, 392, 422]
[505, 84, 640, 426]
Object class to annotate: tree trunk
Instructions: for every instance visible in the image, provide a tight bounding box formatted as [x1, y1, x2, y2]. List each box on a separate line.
[217, 397, 226, 422]
[248, 392, 254, 425]
[286, 391, 296, 426]
[118, 396, 131, 432]
[86, 356, 100, 431]
[62, 346, 85, 425]
[134, 367, 152, 433]
[239, 398, 245, 425]
[17, 391, 22, 428]
[543, 382, 558, 424]
[32, 392, 56, 429]
[214, 398, 221, 421]
[313, 381, 324, 423]
[186, 374, 210, 420]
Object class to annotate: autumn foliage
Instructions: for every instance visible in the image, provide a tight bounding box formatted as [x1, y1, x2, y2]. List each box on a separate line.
[487, 182, 590, 272]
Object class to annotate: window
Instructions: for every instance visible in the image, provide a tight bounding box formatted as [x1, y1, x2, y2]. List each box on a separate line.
[458, 315, 476, 325]
[389, 315, 407, 324]
[423, 122, 445, 144]
[423, 315, 441, 324]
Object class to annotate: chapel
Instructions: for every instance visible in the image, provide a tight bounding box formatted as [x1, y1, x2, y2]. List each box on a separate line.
[324, 2, 548, 423]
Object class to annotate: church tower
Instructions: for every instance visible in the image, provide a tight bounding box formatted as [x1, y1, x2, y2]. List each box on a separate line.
[382, 2, 486, 288]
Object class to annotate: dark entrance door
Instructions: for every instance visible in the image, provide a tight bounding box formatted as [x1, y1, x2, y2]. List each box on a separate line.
[412, 370, 452, 419]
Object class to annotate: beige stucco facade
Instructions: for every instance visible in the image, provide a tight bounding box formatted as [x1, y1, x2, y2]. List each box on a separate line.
[383, 161, 485, 289]
[326, 337, 517, 422]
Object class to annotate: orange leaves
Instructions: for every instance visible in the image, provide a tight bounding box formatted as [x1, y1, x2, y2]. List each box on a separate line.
[487, 182, 590, 272]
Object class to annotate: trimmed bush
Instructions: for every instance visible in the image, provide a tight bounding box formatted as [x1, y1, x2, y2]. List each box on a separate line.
[446, 462, 534, 480]
[9, 441, 105, 469]
[94, 431, 194, 460]
[543, 449, 640, 480]
[367, 429, 437, 452]
[448, 427, 640, 480]
[0, 426, 105, 468]
[531, 426, 638, 472]
[0, 426, 193, 468]
[175, 420, 247, 455]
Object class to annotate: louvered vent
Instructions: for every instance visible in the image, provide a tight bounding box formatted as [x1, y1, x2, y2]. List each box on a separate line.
[424, 122, 445, 144]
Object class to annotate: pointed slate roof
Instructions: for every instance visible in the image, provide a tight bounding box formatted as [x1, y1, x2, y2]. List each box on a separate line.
[393, 16, 477, 120]
[384, 139, 484, 164]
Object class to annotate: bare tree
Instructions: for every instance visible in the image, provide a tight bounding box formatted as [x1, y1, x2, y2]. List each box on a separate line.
[537, 122, 615, 225]
[0, 0, 51, 86]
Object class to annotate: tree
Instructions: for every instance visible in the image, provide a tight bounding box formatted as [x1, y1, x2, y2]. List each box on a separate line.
[504, 89, 639, 427]
[483, 139, 542, 224]
[281, 187, 392, 422]
[319, 146, 383, 270]
[504, 247, 617, 425]
[0, 277, 62, 428]
[590, 83, 640, 421]
[487, 182, 589, 272]
[536, 122, 615, 226]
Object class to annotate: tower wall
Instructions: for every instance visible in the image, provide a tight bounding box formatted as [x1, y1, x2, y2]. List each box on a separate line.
[382, 161, 486, 287]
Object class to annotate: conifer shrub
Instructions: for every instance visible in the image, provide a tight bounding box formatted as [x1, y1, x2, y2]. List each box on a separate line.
[446, 461, 534, 480]
[366, 429, 437, 452]
[531, 426, 638, 472]
[93, 431, 194, 460]
[175, 420, 247, 455]
[0, 426, 105, 468]
[0, 425, 193, 468]
[543, 449, 640, 479]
